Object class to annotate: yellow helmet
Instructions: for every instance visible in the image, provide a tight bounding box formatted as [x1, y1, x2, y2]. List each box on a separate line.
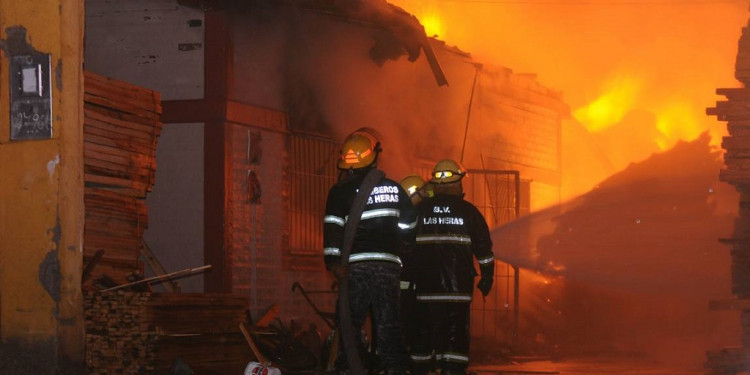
[400, 175, 427, 198]
[337, 128, 381, 170]
[430, 159, 466, 184]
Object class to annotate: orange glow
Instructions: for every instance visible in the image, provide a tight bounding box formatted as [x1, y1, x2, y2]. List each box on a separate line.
[654, 102, 704, 150]
[390, 5, 744, 137]
[525, 270, 555, 286]
[573, 75, 641, 132]
[418, 9, 444, 38]
[389, 0, 745, 200]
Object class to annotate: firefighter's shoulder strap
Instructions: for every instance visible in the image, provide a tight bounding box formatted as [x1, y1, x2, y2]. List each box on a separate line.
[338, 167, 384, 375]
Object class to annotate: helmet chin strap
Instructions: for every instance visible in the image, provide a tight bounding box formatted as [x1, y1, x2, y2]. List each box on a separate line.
[338, 161, 378, 183]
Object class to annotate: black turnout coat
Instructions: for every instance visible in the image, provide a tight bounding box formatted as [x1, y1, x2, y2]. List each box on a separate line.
[407, 193, 494, 302]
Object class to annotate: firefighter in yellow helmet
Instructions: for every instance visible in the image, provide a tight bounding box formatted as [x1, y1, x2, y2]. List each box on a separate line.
[397, 173, 435, 353]
[337, 128, 382, 172]
[409, 159, 494, 375]
[431, 159, 465, 182]
[323, 128, 416, 375]
[399, 174, 433, 206]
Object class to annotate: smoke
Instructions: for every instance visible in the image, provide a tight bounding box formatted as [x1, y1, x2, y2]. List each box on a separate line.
[493, 134, 740, 368]
[560, 109, 663, 198]
[266, 1, 750, 200]
[269, 8, 485, 180]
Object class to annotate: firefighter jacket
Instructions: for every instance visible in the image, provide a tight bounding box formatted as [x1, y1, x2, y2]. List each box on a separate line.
[409, 193, 494, 302]
[323, 171, 418, 269]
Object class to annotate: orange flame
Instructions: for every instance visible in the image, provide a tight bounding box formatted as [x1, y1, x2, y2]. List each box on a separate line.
[391, 0, 743, 199]
[573, 75, 641, 133]
[654, 102, 704, 150]
[418, 9, 444, 38]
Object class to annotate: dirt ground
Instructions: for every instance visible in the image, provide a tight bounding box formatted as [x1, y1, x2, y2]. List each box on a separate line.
[471, 358, 708, 375]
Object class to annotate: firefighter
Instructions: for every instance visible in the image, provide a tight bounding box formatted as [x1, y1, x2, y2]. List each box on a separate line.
[397, 174, 432, 353]
[409, 159, 495, 375]
[399, 174, 433, 206]
[323, 128, 417, 375]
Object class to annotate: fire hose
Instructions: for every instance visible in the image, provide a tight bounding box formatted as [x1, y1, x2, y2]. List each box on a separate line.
[338, 168, 385, 375]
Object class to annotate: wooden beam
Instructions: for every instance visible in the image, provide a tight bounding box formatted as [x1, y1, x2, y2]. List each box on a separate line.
[239, 322, 271, 365]
[205, 11, 231, 101]
[100, 265, 212, 292]
[203, 10, 233, 293]
[140, 240, 180, 293]
[161, 99, 225, 124]
[226, 101, 288, 133]
[709, 298, 750, 310]
[204, 120, 232, 293]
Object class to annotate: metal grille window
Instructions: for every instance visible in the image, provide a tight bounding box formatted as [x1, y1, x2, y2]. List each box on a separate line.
[461, 170, 529, 350]
[463, 169, 521, 227]
[287, 133, 339, 270]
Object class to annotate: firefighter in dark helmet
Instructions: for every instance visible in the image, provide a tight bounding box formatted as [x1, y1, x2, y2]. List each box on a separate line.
[323, 128, 417, 375]
[408, 159, 494, 375]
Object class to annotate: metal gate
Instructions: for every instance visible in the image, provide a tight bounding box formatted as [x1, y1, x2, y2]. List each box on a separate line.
[286, 140, 525, 348]
[462, 169, 522, 352]
[287, 133, 339, 270]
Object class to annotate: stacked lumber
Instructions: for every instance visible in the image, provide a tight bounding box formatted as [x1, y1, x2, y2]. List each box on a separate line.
[705, 347, 750, 375]
[83, 71, 162, 288]
[705, 18, 750, 375]
[85, 291, 156, 374]
[146, 293, 253, 374]
[85, 292, 253, 375]
[735, 20, 750, 85]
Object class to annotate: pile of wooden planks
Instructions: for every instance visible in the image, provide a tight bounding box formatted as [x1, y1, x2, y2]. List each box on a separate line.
[146, 293, 254, 373]
[83, 71, 162, 288]
[705, 18, 750, 375]
[736, 19, 750, 86]
[85, 292, 253, 375]
[85, 291, 156, 374]
[705, 346, 750, 375]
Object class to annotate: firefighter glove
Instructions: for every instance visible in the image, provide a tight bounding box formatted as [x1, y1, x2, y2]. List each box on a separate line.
[477, 276, 493, 296]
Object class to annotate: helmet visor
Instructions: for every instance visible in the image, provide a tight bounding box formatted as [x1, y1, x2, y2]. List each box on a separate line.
[434, 170, 455, 179]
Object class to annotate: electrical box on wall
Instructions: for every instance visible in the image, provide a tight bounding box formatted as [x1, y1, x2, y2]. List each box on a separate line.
[9, 53, 52, 140]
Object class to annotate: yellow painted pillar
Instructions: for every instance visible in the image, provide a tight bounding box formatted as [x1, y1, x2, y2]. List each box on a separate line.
[0, 0, 84, 373]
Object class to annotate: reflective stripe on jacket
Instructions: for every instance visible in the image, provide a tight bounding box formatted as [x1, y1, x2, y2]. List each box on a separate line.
[323, 171, 417, 268]
[407, 194, 494, 298]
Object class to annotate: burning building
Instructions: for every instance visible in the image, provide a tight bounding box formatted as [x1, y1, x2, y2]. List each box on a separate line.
[0, 0, 746, 373]
[80, 0, 570, 372]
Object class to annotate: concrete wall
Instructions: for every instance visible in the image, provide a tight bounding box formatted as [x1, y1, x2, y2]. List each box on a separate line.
[84, 0, 206, 291]
[84, 0, 204, 99]
[0, 0, 85, 373]
[143, 122, 204, 292]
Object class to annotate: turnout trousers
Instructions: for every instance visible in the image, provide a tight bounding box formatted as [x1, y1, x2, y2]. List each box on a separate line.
[335, 261, 410, 374]
[410, 301, 471, 374]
